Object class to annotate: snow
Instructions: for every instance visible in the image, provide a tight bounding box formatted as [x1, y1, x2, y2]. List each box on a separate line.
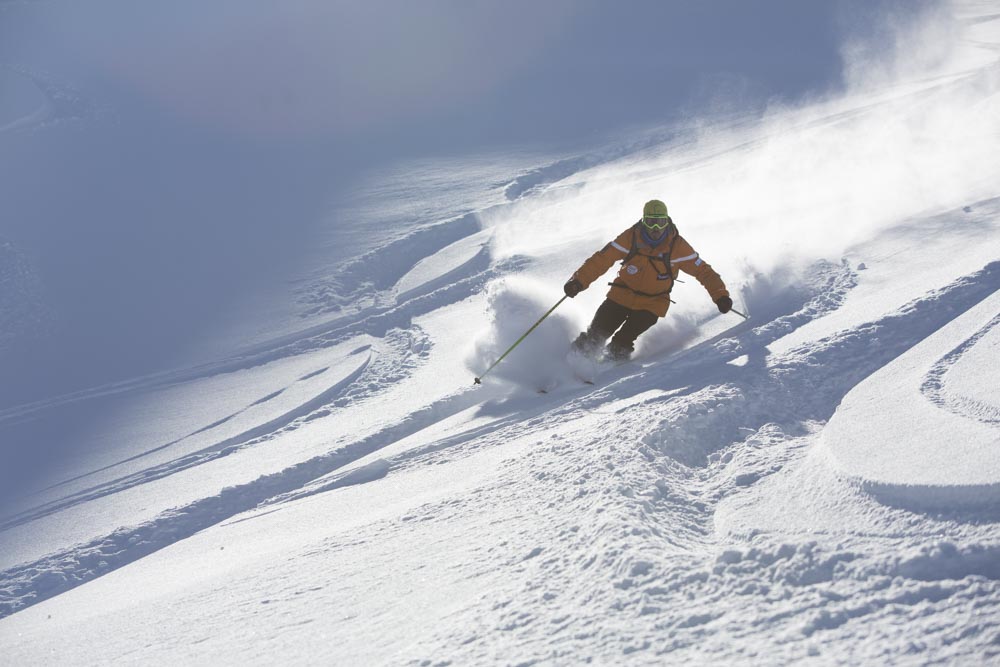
[2, 1, 1000, 665]
[822, 288, 1000, 506]
[394, 229, 493, 303]
[0, 340, 373, 571]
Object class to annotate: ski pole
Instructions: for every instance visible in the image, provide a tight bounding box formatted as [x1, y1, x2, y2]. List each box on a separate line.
[474, 295, 567, 385]
[731, 307, 749, 319]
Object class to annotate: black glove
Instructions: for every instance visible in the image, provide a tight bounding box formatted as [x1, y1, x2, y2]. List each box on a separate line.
[715, 295, 733, 314]
[564, 278, 584, 298]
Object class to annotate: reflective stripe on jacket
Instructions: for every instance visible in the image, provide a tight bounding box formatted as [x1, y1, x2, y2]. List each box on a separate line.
[572, 222, 728, 317]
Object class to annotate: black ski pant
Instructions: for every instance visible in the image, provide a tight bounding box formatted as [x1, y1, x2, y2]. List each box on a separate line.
[583, 298, 658, 351]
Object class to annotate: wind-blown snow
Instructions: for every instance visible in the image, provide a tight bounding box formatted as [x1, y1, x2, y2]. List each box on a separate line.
[2, 2, 1000, 665]
[466, 277, 579, 391]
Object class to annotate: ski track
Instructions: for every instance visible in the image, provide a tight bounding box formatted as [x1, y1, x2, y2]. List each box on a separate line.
[0, 153, 536, 618]
[395, 236, 493, 304]
[0, 349, 373, 532]
[39, 362, 340, 494]
[0, 326, 455, 617]
[295, 212, 482, 317]
[0, 238, 526, 428]
[819, 286, 1000, 512]
[921, 311, 1000, 425]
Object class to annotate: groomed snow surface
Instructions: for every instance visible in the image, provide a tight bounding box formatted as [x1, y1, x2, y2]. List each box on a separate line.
[3, 3, 1000, 665]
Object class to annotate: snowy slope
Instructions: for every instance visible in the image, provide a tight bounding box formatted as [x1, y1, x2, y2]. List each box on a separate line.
[2, 3, 1000, 665]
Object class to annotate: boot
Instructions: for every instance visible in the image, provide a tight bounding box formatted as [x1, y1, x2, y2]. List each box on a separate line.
[605, 340, 632, 362]
[571, 329, 607, 359]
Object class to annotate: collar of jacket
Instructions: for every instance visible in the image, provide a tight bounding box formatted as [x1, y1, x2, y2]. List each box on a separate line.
[638, 220, 675, 249]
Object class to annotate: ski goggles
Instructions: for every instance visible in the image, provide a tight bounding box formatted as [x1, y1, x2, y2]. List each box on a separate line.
[642, 216, 671, 231]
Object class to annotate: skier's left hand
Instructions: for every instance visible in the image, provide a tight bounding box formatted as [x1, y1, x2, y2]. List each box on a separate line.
[715, 295, 733, 314]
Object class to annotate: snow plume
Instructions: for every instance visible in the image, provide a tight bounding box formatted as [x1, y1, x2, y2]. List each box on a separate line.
[837, 0, 959, 93]
[465, 277, 578, 390]
[489, 2, 1000, 311]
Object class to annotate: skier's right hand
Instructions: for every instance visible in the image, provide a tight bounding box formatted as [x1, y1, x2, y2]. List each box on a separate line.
[564, 278, 584, 298]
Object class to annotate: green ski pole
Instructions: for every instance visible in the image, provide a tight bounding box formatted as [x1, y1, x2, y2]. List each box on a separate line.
[474, 295, 568, 385]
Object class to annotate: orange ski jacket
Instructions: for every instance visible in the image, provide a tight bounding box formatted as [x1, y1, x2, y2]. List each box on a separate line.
[572, 220, 729, 317]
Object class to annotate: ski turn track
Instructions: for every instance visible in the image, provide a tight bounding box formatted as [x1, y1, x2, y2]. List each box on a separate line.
[0, 327, 480, 617]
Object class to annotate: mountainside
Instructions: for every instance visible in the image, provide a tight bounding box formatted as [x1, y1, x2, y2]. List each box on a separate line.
[2, 3, 1000, 665]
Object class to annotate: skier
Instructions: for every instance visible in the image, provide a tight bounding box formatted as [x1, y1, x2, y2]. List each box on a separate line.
[563, 199, 732, 361]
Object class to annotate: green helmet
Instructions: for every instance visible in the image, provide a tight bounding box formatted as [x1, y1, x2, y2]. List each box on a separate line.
[642, 199, 671, 233]
[643, 199, 668, 219]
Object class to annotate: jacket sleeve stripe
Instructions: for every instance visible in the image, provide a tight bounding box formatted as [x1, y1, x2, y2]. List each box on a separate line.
[610, 241, 629, 253]
[673, 252, 699, 262]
